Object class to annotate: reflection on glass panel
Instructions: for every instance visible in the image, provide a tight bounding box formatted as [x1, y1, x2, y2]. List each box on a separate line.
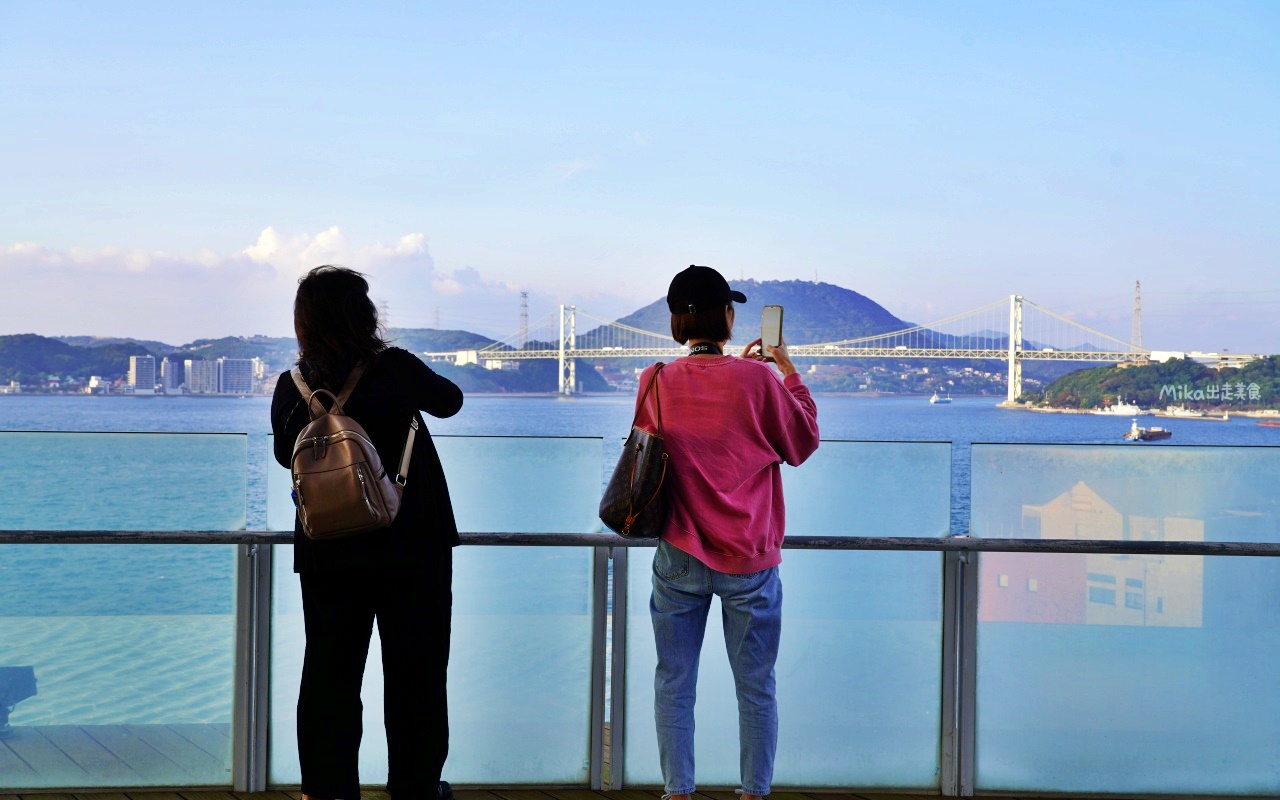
[972, 444, 1280, 795]
[625, 441, 949, 789]
[436, 435, 605, 534]
[268, 436, 599, 786]
[0, 432, 245, 789]
[781, 441, 951, 538]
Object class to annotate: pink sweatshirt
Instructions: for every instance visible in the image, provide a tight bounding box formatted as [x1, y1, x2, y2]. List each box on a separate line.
[634, 355, 820, 574]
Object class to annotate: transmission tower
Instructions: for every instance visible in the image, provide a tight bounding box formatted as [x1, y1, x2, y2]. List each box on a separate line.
[1131, 281, 1143, 356]
[519, 291, 529, 348]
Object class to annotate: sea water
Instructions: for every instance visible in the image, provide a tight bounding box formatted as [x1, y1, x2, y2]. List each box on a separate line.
[4, 393, 1280, 790]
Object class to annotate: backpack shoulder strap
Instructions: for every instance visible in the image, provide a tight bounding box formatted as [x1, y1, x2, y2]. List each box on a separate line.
[334, 363, 367, 408]
[290, 366, 312, 398]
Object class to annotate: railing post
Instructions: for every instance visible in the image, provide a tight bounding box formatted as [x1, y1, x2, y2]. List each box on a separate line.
[609, 545, 629, 789]
[233, 542, 273, 791]
[940, 550, 960, 795]
[940, 549, 977, 796]
[590, 545, 610, 789]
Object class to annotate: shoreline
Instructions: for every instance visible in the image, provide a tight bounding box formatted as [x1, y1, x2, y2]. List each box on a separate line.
[997, 402, 1280, 417]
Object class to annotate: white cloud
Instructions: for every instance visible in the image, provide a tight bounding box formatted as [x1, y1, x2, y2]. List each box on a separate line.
[547, 157, 599, 182]
[1, 227, 655, 344]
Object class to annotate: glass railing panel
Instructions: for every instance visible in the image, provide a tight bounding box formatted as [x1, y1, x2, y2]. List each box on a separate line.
[268, 435, 600, 787]
[971, 443, 1280, 795]
[0, 431, 246, 789]
[624, 440, 951, 790]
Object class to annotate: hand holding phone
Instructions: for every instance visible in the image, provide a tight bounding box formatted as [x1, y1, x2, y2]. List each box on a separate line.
[761, 305, 784, 353]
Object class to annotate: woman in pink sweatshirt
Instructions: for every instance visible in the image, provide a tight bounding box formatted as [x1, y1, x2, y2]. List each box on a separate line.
[634, 265, 820, 800]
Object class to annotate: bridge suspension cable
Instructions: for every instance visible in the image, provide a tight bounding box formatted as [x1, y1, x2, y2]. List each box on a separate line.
[422, 295, 1260, 396]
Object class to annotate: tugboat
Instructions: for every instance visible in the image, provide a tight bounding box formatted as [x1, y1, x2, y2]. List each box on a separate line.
[1123, 418, 1172, 442]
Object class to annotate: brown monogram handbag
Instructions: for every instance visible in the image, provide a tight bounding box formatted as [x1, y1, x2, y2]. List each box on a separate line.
[599, 363, 669, 538]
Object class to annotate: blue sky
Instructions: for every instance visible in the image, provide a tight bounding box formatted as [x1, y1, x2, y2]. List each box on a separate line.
[2, 1, 1277, 351]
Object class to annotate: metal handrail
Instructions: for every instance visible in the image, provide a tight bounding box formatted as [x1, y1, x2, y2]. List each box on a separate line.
[5, 529, 1280, 556]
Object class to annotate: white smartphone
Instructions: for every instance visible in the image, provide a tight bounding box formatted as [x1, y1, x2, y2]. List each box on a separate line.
[761, 305, 784, 354]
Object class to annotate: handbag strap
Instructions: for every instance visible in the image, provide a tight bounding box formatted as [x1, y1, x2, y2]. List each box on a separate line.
[634, 362, 665, 433]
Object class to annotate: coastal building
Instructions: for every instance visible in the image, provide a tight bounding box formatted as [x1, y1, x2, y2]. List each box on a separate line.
[184, 359, 219, 394]
[217, 358, 254, 394]
[128, 356, 156, 395]
[160, 357, 184, 394]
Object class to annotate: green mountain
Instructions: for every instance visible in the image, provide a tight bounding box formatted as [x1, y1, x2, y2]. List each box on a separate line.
[606, 279, 908, 344]
[1034, 356, 1280, 409]
[385, 328, 496, 353]
[1, 279, 1062, 395]
[0, 334, 158, 383]
[166, 336, 297, 368]
[57, 335, 177, 353]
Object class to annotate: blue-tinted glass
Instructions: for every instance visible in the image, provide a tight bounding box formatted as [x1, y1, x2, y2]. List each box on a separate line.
[268, 436, 599, 786]
[625, 441, 950, 789]
[0, 432, 245, 788]
[972, 443, 1280, 795]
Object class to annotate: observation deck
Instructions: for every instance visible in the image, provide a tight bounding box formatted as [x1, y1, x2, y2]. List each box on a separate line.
[3, 432, 1280, 798]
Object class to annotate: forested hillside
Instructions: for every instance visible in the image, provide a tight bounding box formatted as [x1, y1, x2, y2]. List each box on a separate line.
[1032, 356, 1280, 409]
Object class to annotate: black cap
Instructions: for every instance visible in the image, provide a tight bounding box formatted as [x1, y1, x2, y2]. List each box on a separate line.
[666, 265, 748, 314]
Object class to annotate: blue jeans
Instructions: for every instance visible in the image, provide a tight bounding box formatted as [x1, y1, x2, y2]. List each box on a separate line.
[650, 539, 782, 797]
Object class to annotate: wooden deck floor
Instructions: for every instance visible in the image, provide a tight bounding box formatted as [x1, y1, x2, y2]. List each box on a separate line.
[1, 725, 231, 788]
[1, 784, 1265, 800]
[0, 791, 1087, 800]
[0, 726, 1241, 799]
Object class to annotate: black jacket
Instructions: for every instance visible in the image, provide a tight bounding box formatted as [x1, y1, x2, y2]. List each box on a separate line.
[271, 347, 464, 572]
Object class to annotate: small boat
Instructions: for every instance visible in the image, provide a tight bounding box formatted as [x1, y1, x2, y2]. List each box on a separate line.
[1258, 419, 1280, 428]
[1094, 398, 1151, 416]
[1124, 418, 1172, 442]
[1155, 406, 1230, 421]
[929, 392, 952, 404]
[1155, 405, 1204, 418]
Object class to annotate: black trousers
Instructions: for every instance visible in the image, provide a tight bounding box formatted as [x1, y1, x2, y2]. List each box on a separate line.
[297, 553, 452, 799]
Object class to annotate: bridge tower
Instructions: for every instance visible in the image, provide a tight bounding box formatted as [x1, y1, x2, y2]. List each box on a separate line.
[1007, 294, 1023, 402]
[1131, 281, 1143, 357]
[558, 304, 576, 395]
[519, 291, 529, 348]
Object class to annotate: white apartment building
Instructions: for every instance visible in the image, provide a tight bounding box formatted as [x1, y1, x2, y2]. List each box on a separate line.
[160, 357, 184, 394]
[185, 359, 219, 394]
[128, 356, 156, 395]
[218, 358, 255, 394]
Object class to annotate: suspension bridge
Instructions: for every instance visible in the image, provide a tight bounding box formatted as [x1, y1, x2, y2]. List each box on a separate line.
[426, 295, 1263, 400]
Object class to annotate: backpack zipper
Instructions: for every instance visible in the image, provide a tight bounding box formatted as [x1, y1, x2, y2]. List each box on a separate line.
[355, 463, 377, 518]
[299, 429, 379, 457]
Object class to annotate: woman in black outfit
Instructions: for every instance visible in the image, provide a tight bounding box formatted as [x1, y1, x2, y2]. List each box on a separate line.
[271, 265, 463, 800]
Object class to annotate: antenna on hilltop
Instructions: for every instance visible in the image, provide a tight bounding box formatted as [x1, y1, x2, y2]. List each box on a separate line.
[519, 291, 529, 348]
[434, 307, 441, 328]
[1131, 281, 1143, 355]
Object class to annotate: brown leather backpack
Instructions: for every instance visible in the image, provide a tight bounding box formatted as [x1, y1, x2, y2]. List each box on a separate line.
[289, 364, 417, 539]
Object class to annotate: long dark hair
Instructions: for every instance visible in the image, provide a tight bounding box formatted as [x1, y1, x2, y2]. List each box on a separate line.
[294, 265, 389, 390]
